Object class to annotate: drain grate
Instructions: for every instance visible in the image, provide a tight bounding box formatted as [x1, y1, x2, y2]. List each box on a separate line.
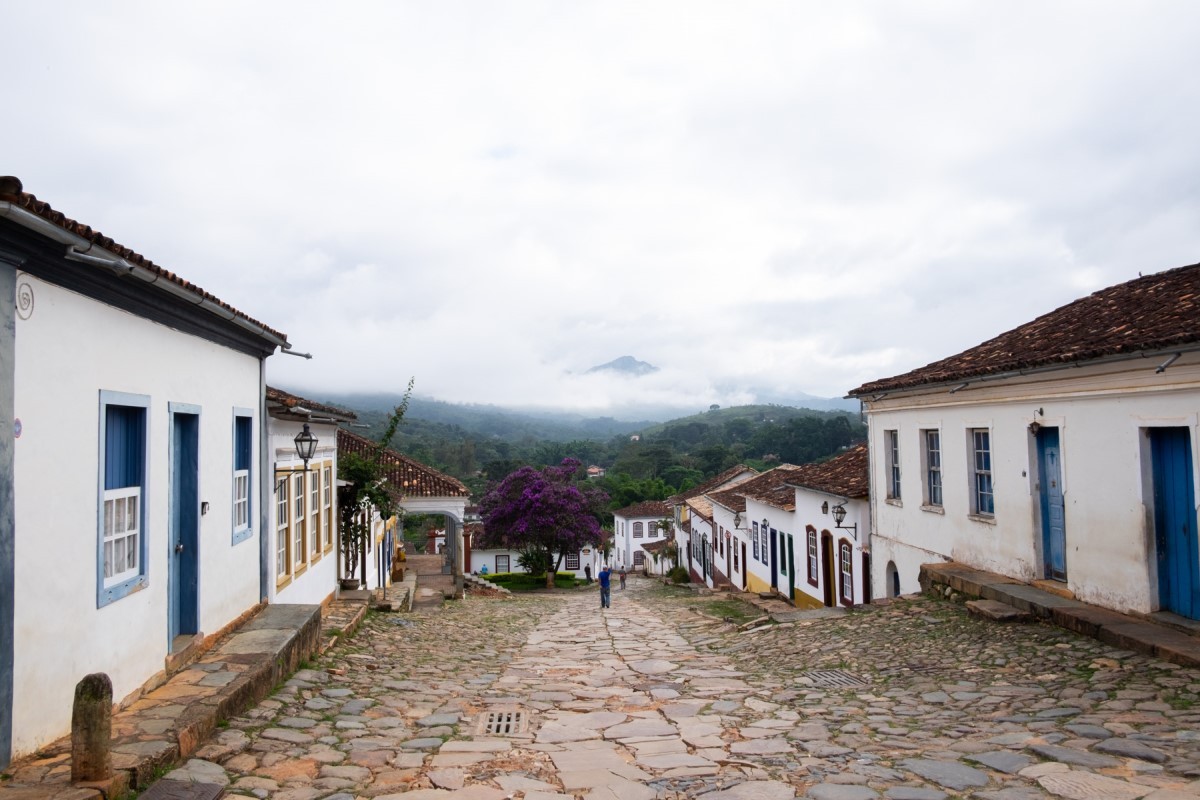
[478, 708, 528, 735]
[803, 669, 868, 688]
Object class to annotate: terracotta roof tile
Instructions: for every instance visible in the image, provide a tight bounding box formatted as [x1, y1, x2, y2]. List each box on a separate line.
[613, 500, 670, 519]
[785, 443, 869, 500]
[686, 496, 714, 519]
[850, 262, 1200, 395]
[709, 465, 805, 512]
[0, 176, 287, 344]
[338, 428, 469, 499]
[267, 386, 357, 421]
[668, 464, 757, 505]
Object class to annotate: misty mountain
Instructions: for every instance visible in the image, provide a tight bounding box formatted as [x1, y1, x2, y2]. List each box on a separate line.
[585, 355, 659, 376]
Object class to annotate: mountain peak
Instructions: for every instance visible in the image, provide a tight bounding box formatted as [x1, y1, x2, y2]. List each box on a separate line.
[586, 355, 659, 376]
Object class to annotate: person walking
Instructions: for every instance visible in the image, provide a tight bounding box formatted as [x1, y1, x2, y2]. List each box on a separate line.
[598, 565, 611, 608]
[619, 568, 627, 590]
[584, 563, 592, 584]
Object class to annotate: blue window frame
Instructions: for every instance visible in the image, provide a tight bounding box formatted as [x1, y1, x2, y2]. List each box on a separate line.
[232, 410, 253, 544]
[98, 391, 150, 607]
[971, 429, 994, 516]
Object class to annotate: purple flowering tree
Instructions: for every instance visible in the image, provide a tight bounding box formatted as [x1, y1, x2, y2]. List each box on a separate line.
[477, 458, 608, 588]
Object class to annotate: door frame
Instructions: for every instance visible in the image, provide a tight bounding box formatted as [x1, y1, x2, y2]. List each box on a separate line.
[1149, 426, 1199, 619]
[168, 403, 202, 648]
[821, 531, 835, 607]
[1037, 427, 1068, 581]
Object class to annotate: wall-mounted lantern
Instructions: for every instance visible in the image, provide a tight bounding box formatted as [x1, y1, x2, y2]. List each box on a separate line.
[275, 423, 319, 492]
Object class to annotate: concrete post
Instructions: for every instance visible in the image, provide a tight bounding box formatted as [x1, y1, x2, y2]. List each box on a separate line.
[71, 673, 112, 782]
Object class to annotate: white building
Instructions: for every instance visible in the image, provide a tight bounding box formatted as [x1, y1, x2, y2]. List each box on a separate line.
[266, 387, 356, 606]
[849, 262, 1200, 620]
[612, 500, 671, 573]
[0, 177, 294, 765]
[667, 464, 757, 585]
[708, 465, 804, 595]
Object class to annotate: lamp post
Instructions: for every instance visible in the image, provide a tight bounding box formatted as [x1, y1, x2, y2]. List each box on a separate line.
[832, 503, 857, 539]
[275, 422, 319, 492]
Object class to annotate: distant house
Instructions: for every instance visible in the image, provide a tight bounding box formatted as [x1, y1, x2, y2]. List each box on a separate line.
[464, 521, 599, 579]
[612, 500, 671, 573]
[266, 387, 356, 606]
[849, 262, 1200, 619]
[0, 177, 292, 766]
[708, 465, 804, 595]
[666, 464, 757, 585]
[337, 429, 470, 595]
[586, 464, 606, 479]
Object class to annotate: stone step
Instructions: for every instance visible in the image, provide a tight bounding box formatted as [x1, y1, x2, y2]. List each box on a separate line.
[967, 598, 1031, 623]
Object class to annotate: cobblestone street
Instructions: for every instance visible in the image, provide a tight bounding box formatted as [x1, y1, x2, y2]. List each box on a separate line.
[172, 577, 1200, 800]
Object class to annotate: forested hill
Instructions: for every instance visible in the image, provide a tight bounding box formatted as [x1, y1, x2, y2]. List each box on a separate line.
[306, 391, 865, 501]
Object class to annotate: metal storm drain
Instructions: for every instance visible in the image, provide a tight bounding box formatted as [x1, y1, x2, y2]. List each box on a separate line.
[803, 669, 868, 688]
[478, 707, 528, 735]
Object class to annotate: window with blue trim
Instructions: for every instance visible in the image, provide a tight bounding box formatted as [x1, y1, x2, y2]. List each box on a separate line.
[232, 413, 253, 544]
[99, 393, 149, 607]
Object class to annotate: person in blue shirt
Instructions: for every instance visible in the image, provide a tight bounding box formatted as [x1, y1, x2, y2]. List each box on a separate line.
[598, 565, 611, 608]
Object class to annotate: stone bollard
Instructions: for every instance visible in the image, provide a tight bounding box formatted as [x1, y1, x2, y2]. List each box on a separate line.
[71, 672, 113, 783]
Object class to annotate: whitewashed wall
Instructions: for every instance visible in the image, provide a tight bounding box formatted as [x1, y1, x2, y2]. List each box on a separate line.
[612, 513, 670, 573]
[865, 361, 1200, 613]
[269, 417, 339, 606]
[11, 275, 264, 756]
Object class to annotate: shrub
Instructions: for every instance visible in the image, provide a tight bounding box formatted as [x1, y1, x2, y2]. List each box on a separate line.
[485, 571, 578, 590]
[667, 566, 690, 584]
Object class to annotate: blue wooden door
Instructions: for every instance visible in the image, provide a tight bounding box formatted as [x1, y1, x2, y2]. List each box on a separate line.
[169, 412, 200, 646]
[1151, 427, 1199, 619]
[1038, 428, 1067, 581]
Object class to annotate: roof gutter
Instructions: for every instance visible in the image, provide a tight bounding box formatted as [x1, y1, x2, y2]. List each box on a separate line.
[849, 343, 1200, 401]
[0, 200, 290, 351]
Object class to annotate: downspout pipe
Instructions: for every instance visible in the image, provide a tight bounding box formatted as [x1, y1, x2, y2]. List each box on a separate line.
[259, 358, 271, 603]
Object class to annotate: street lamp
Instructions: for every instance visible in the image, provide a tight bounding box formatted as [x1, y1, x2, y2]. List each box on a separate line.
[275, 423, 319, 492]
[832, 503, 857, 539]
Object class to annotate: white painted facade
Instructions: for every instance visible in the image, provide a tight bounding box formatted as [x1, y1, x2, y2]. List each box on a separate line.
[268, 417, 340, 606]
[863, 356, 1200, 615]
[612, 511, 671, 574]
[11, 274, 267, 757]
[789, 490, 869, 608]
[467, 547, 596, 579]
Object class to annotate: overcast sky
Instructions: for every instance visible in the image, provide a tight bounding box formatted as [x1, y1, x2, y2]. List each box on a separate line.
[6, 2, 1200, 414]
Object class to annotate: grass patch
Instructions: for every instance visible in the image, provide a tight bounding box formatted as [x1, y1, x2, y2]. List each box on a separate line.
[704, 598, 762, 625]
[485, 572, 579, 590]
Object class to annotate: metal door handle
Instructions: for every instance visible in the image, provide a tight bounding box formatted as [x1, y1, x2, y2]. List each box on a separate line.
[175, 543, 185, 554]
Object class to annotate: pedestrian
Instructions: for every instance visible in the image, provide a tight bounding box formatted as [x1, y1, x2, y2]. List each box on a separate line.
[598, 565, 611, 608]
[584, 563, 592, 584]
[619, 568, 627, 590]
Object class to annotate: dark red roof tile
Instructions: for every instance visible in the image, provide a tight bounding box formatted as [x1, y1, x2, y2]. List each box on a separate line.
[667, 464, 757, 505]
[850, 262, 1200, 395]
[785, 443, 869, 500]
[710, 465, 805, 512]
[267, 386, 357, 420]
[613, 500, 670, 519]
[338, 428, 469, 499]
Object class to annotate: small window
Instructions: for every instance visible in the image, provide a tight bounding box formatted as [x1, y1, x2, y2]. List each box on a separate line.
[970, 429, 994, 516]
[98, 394, 149, 607]
[923, 429, 942, 507]
[566, 552, 580, 570]
[276, 478, 290, 582]
[322, 465, 333, 550]
[806, 527, 819, 586]
[293, 473, 306, 568]
[232, 412, 252, 544]
[839, 540, 854, 605]
[885, 430, 901, 500]
[633, 522, 644, 538]
[752, 522, 760, 560]
[761, 521, 771, 564]
[310, 470, 321, 558]
[495, 554, 510, 573]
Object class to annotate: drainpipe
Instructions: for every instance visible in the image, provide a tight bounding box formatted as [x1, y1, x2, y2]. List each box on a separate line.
[259, 358, 270, 603]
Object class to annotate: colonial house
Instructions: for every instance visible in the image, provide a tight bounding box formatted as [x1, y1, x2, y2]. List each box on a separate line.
[0, 177, 293, 766]
[266, 387, 356, 606]
[784, 444, 870, 607]
[612, 500, 671, 573]
[849, 262, 1200, 620]
[708, 465, 805, 595]
[667, 464, 757, 584]
[337, 429, 470, 596]
[464, 521, 599, 579]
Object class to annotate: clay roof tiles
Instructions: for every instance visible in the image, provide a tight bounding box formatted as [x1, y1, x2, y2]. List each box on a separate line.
[851, 262, 1200, 396]
[667, 464, 757, 505]
[0, 177, 287, 344]
[613, 500, 670, 519]
[266, 386, 357, 421]
[337, 428, 469, 499]
[785, 443, 869, 500]
[709, 465, 805, 513]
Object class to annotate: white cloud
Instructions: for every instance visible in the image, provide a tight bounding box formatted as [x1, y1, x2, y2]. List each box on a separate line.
[6, 1, 1200, 412]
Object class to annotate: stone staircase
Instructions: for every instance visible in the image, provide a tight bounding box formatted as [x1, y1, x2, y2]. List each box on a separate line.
[408, 553, 456, 611]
